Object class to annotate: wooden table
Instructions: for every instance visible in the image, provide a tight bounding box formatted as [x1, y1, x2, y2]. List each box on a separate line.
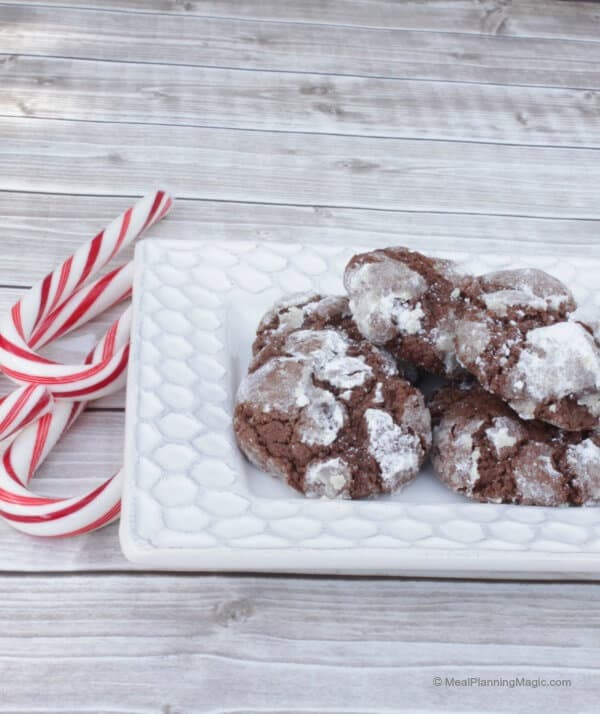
[2, 1, 600, 711]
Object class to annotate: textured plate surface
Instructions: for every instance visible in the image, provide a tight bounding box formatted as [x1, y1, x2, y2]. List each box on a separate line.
[120, 239, 600, 576]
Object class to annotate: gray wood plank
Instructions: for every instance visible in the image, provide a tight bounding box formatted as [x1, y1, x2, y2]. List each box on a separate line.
[0, 575, 599, 712]
[12, 0, 600, 42]
[2, 5, 600, 89]
[3, 55, 600, 148]
[10, 409, 124, 498]
[0, 194, 136, 288]
[2, 117, 600, 218]
[0, 519, 126, 570]
[0, 410, 130, 572]
[3, 193, 600, 291]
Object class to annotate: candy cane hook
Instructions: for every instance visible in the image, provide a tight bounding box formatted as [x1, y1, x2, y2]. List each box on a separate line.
[0, 190, 173, 536]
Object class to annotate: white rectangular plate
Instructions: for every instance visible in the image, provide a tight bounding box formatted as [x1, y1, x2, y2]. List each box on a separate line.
[120, 239, 600, 577]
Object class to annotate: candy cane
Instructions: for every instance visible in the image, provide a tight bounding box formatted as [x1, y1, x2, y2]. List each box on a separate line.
[0, 190, 172, 401]
[0, 385, 54, 442]
[0, 191, 173, 536]
[0, 313, 130, 537]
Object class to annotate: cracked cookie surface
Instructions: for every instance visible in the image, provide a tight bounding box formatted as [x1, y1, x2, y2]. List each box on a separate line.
[344, 247, 473, 377]
[252, 292, 362, 358]
[430, 383, 600, 506]
[235, 326, 431, 499]
[455, 268, 600, 431]
[251, 291, 419, 382]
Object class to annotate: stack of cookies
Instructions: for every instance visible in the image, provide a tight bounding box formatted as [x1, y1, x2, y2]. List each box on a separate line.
[234, 247, 600, 506]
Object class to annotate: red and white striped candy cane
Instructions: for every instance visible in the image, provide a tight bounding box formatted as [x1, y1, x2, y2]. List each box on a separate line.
[0, 313, 130, 536]
[0, 191, 173, 536]
[0, 190, 172, 401]
[0, 385, 54, 442]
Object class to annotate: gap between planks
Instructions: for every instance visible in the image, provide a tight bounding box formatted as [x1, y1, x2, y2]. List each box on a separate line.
[3, 112, 600, 154]
[0, 574, 598, 712]
[3, 191, 600, 290]
[0, 569, 599, 584]
[3, 55, 600, 149]
[3, 50, 600, 96]
[3, 0, 600, 43]
[1, 5, 600, 91]
[4, 116, 600, 219]
[6, 188, 600, 222]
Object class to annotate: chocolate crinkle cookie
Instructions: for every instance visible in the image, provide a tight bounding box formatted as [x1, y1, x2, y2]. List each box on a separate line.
[430, 383, 600, 506]
[252, 292, 362, 357]
[234, 326, 431, 499]
[343, 247, 474, 378]
[344, 245, 600, 431]
[455, 268, 600, 431]
[251, 292, 420, 383]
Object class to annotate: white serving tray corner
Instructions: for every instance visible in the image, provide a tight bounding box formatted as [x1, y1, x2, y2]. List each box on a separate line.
[120, 239, 600, 578]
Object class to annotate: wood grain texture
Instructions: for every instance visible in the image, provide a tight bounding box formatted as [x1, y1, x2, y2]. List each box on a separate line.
[3, 117, 600, 218]
[2, 1, 600, 710]
[3, 55, 600, 148]
[3, 193, 600, 289]
[8, 410, 124, 499]
[0, 575, 599, 712]
[0, 520, 125, 570]
[2, 5, 600, 89]
[0, 409, 128, 571]
[10, 0, 600, 42]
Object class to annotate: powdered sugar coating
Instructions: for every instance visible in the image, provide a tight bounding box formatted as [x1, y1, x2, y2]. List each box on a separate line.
[237, 355, 347, 446]
[251, 292, 359, 360]
[237, 358, 307, 414]
[480, 269, 574, 318]
[387, 297, 426, 335]
[571, 303, 600, 343]
[284, 329, 375, 390]
[485, 416, 521, 457]
[483, 290, 546, 316]
[566, 439, 600, 504]
[512, 445, 565, 507]
[578, 392, 600, 417]
[305, 458, 352, 499]
[378, 349, 402, 376]
[364, 409, 423, 490]
[256, 292, 351, 340]
[398, 392, 434, 447]
[345, 256, 428, 344]
[235, 307, 431, 499]
[344, 247, 470, 377]
[430, 383, 600, 506]
[240, 330, 374, 447]
[431, 325, 462, 375]
[297, 389, 346, 446]
[432, 417, 484, 497]
[453, 320, 491, 368]
[507, 322, 600, 419]
[454, 266, 597, 431]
